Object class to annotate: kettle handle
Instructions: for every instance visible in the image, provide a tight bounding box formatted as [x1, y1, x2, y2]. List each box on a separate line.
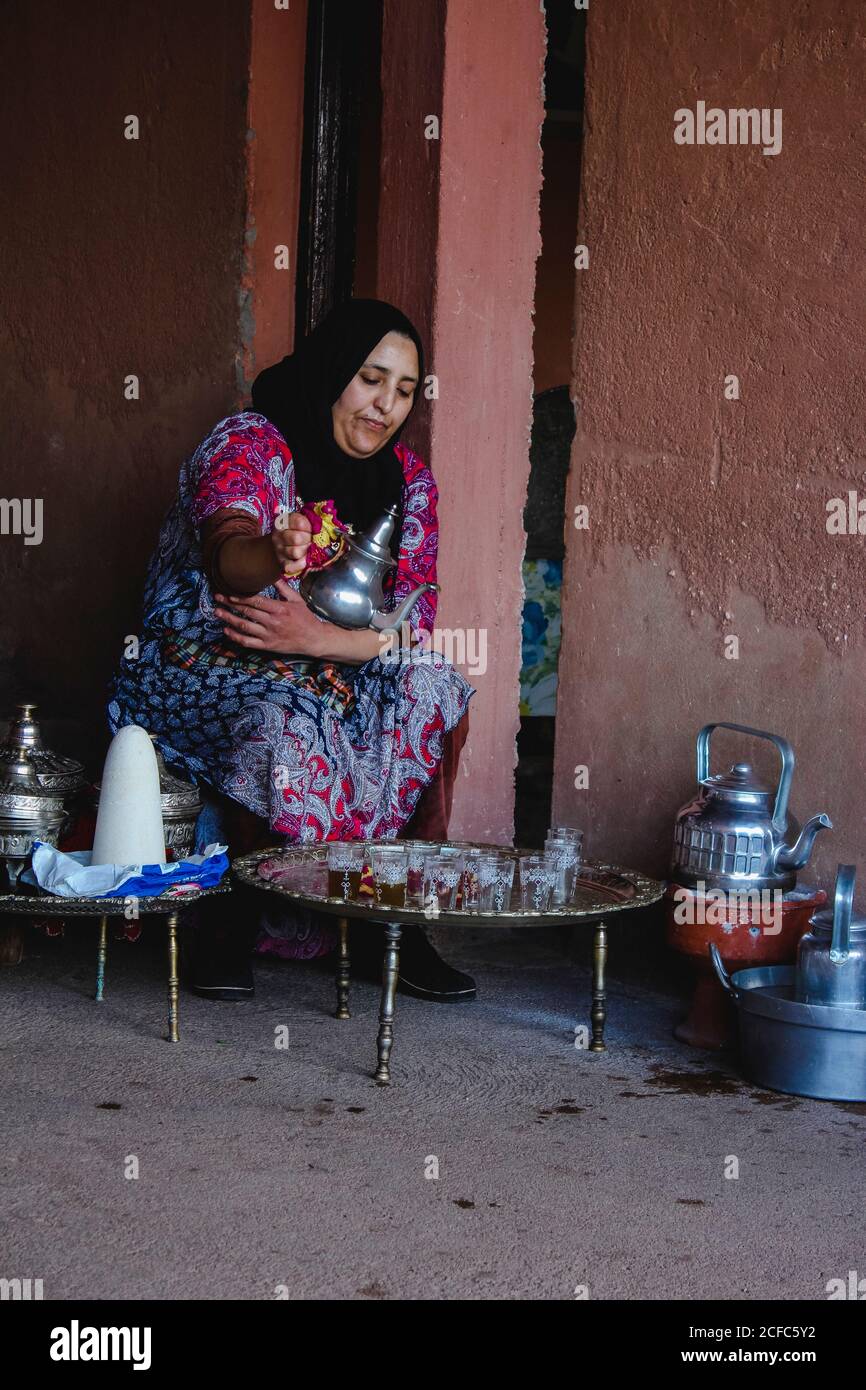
[708, 942, 734, 995]
[830, 863, 856, 963]
[697, 722, 794, 835]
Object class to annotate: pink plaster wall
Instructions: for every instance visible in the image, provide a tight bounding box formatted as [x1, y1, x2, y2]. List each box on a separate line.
[553, 0, 866, 900]
[429, 0, 547, 842]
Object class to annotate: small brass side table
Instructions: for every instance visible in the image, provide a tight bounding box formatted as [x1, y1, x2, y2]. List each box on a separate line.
[233, 843, 663, 1084]
[0, 883, 230, 1043]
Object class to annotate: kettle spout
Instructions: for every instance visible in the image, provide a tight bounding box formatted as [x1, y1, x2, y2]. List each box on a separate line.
[774, 812, 833, 872]
[370, 584, 440, 633]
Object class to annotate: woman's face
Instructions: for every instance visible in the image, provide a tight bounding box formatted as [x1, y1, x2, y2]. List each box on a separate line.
[331, 331, 420, 458]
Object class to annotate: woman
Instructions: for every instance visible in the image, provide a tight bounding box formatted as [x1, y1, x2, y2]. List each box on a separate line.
[109, 299, 475, 1002]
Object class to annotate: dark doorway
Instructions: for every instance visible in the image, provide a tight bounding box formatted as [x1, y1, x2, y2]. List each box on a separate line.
[294, 0, 384, 336]
[515, 0, 586, 847]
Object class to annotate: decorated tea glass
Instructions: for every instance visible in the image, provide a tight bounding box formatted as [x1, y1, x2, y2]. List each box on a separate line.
[326, 842, 366, 901]
[473, 853, 516, 913]
[404, 842, 460, 906]
[457, 847, 486, 911]
[544, 835, 581, 906]
[370, 843, 410, 908]
[290, 846, 327, 896]
[518, 853, 558, 912]
[548, 826, 584, 854]
[421, 850, 464, 914]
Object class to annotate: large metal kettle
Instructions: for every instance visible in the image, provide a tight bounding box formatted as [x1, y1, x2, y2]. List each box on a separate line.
[299, 505, 438, 632]
[796, 864, 866, 1009]
[672, 722, 832, 893]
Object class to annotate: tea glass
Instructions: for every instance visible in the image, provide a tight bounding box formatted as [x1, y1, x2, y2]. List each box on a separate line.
[326, 842, 366, 901]
[548, 826, 584, 854]
[519, 853, 558, 912]
[292, 846, 327, 896]
[458, 847, 486, 911]
[405, 842, 460, 906]
[544, 835, 581, 906]
[421, 851, 464, 914]
[473, 853, 516, 913]
[371, 843, 410, 908]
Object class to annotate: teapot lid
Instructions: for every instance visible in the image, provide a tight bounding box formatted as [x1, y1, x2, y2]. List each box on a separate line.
[0, 744, 64, 806]
[0, 702, 85, 794]
[350, 506, 398, 567]
[0, 744, 42, 796]
[812, 903, 866, 934]
[702, 762, 773, 800]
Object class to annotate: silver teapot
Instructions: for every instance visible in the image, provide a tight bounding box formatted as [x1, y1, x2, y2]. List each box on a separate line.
[672, 722, 832, 893]
[299, 505, 438, 632]
[796, 864, 866, 1009]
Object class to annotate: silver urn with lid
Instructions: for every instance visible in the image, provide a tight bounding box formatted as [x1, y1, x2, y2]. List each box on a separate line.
[672, 722, 832, 893]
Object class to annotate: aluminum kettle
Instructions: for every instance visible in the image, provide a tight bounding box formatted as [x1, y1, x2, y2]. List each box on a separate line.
[796, 864, 866, 1009]
[299, 505, 438, 632]
[672, 722, 832, 893]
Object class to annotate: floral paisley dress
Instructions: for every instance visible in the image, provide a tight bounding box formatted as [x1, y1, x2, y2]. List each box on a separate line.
[108, 412, 474, 844]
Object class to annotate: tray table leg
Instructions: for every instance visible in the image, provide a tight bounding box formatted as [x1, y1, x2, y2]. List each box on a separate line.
[335, 916, 351, 1019]
[375, 923, 402, 1084]
[590, 920, 608, 1052]
[167, 911, 180, 1043]
[95, 915, 108, 1001]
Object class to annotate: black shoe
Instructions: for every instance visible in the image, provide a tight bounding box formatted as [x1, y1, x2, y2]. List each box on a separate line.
[397, 927, 477, 1002]
[347, 922, 476, 1003]
[189, 952, 254, 1001]
[188, 916, 256, 1001]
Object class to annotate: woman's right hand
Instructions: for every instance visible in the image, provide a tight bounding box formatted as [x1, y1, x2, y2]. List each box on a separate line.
[271, 508, 313, 576]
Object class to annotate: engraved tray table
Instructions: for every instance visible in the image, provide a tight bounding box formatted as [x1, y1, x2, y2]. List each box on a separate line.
[233, 841, 663, 1083]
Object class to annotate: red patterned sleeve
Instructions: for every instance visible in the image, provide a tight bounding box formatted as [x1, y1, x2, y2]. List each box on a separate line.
[390, 446, 439, 635]
[189, 414, 291, 533]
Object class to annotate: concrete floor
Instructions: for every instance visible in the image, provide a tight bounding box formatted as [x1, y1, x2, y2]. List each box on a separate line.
[1, 920, 864, 1301]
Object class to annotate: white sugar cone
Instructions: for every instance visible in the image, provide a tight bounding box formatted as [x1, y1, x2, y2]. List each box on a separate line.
[92, 725, 166, 866]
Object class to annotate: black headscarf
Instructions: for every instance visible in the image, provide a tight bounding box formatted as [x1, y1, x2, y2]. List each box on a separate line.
[249, 298, 425, 539]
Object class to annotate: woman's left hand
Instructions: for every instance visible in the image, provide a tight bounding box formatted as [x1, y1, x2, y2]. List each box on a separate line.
[214, 580, 324, 657]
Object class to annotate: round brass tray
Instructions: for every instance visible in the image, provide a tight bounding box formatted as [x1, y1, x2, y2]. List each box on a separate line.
[232, 840, 663, 927]
[0, 882, 230, 916]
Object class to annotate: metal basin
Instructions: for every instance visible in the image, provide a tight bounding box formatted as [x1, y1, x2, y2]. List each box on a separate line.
[711, 944, 866, 1101]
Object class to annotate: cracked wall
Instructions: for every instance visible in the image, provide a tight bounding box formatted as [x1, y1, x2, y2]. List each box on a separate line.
[553, 0, 866, 897]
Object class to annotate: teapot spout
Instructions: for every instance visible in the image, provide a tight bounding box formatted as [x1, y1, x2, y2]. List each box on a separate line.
[774, 812, 833, 872]
[370, 584, 440, 633]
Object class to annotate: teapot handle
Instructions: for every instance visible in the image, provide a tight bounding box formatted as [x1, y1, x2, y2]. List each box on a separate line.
[697, 722, 794, 835]
[830, 864, 856, 963]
